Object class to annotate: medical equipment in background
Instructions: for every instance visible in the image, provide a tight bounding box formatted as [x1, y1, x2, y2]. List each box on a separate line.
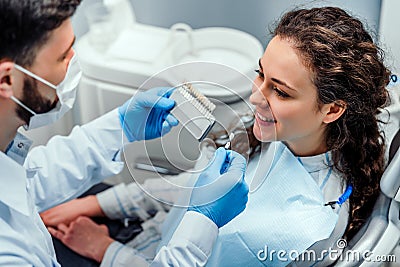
[74, 0, 263, 184]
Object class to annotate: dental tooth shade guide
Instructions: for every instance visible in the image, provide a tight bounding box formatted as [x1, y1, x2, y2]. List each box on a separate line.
[170, 83, 216, 141]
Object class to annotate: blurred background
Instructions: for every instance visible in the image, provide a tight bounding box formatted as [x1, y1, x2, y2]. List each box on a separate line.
[73, 0, 382, 46]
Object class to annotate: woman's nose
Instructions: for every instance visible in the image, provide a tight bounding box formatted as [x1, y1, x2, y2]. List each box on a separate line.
[250, 87, 269, 109]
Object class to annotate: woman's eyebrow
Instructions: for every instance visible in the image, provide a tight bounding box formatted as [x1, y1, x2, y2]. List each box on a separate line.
[271, 77, 297, 91]
[260, 57, 297, 91]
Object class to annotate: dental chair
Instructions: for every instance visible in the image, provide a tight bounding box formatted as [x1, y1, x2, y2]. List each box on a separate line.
[289, 129, 400, 267]
[325, 130, 400, 267]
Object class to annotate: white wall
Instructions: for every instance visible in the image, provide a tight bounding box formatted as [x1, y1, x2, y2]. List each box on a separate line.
[128, 0, 381, 46]
[379, 0, 400, 74]
[72, 0, 382, 45]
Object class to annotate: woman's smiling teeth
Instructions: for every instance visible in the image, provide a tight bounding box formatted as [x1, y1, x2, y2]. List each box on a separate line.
[257, 112, 276, 123]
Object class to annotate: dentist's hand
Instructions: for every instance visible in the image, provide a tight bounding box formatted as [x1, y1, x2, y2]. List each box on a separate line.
[189, 147, 248, 228]
[118, 87, 178, 142]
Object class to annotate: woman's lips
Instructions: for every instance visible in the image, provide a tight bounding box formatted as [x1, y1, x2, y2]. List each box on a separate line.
[256, 112, 277, 125]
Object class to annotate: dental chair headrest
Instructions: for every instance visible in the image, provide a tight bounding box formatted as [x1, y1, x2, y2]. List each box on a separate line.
[381, 129, 400, 201]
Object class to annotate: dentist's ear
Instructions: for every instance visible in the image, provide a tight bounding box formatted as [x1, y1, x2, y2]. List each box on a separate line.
[322, 100, 347, 124]
[0, 61, 15, 98]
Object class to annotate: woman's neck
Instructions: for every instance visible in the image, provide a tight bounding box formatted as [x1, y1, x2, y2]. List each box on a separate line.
[284, 135, 328, 157]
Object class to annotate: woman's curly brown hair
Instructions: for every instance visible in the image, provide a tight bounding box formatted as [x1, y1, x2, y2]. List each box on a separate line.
[273, 7, 391, 239]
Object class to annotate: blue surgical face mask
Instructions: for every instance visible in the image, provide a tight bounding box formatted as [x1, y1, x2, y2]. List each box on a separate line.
[11, 54, 82, 130]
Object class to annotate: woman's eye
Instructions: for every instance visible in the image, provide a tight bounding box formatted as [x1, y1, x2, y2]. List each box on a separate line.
[254, 69, 264, 78]
[273, 86, 290, 98]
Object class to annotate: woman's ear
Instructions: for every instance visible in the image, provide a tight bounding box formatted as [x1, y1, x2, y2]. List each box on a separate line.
[0, 61, 15, 98]
[322, 100, 347, 124]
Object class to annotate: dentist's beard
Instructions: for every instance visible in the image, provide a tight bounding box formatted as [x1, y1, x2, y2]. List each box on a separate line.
[15, 77, 58, 125]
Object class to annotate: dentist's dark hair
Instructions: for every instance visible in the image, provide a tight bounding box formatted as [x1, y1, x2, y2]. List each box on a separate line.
[0, 0, 81, 66]
[274, 7, 390, 239]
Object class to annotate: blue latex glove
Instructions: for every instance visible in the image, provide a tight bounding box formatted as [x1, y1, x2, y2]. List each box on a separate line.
[189, 147, 249, 228]
[118, 87, 179, 142]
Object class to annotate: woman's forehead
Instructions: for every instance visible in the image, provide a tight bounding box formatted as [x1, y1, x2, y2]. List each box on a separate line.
[262, 36, 316, 94]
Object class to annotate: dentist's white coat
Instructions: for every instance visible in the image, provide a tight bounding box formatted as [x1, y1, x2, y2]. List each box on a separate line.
[0, 109, 217, 266]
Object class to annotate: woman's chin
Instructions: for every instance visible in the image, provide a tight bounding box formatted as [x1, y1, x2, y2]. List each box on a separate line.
[253, 124, 276, 142]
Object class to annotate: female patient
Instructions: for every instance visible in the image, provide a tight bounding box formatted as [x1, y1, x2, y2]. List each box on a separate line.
[41, 7, 391, 266]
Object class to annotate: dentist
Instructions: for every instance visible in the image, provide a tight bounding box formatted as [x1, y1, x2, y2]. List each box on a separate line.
[0, 0, 248, 266]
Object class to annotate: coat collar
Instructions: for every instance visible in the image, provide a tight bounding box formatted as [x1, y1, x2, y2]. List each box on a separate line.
[6, 132, 33, 165]
[0, 132, 33, 216]
[0, 151, 30, 215]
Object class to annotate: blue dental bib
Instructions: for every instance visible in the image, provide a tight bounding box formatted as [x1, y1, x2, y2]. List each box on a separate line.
[160, 142, 338, 266]
[206, 142, 338, 266]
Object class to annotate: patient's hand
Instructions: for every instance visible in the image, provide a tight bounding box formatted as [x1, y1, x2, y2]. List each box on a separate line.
[48, 216, 114, 262]
[40, 195, 105, 227]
